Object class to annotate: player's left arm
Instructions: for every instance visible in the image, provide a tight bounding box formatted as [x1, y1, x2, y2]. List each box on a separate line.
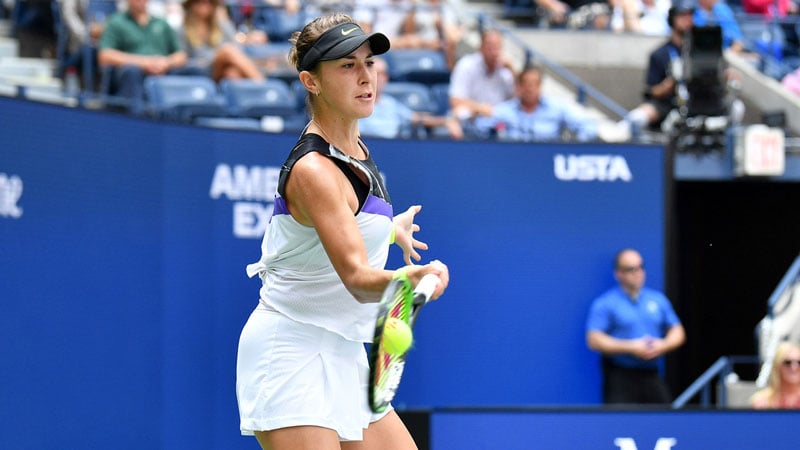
[286, 154, 446, 302]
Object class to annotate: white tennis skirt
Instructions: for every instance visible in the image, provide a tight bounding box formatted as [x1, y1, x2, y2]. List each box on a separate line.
[236, 304, 391, 441]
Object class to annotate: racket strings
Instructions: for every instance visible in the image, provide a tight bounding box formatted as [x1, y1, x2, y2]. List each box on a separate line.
[376, 356, 404, 402]
[369, 274, 415, 413]
[388, 286, 412, 322]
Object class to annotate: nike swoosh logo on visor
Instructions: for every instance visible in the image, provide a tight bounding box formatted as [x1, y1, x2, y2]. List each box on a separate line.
[341, 27, 359, 35]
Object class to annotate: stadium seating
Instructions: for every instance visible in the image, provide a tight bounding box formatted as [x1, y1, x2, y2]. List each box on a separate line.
[221, 78, 297, 118]
[289, 79, 308, 114]
[428, 82, 451, 116]
[383, 49, 451, 85]
[382, 81, 438, 114]
[251, 5, 307, 43]
[739, 19, 785, 78]
[221, 78, 308, 133]
[195, 116, 262, 130]
[243, 41, 292, 60]
[738, 16, 800, 80]
[501, 0, 544, 25]
[243, 41, 298, 86]
[144, 75, 227, 122]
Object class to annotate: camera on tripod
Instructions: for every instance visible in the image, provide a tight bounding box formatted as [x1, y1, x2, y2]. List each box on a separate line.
[669, 25, 733, 151]
[684, 25, 726, 118]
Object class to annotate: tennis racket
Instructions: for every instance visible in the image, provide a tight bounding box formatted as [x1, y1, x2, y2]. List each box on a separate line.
[368, 271, 440, 413]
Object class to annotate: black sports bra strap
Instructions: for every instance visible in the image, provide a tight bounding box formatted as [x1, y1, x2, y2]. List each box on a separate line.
[277, 134, 386, 212]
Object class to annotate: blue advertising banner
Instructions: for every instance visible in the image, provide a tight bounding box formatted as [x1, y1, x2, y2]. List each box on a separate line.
[1, 97, 665, 449]
[431, 409, 800, 450]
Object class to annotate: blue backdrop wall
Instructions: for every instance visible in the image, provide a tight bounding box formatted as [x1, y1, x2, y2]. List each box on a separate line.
[0, 97, 665, 449]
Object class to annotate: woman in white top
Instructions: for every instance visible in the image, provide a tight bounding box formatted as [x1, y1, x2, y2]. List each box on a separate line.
[236, 12, 449, 450]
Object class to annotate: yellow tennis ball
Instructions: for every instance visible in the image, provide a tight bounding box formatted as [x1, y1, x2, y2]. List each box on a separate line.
[382, 317, 413, 355]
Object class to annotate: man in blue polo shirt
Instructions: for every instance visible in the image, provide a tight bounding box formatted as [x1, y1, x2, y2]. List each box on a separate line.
[586, 248, 686, 404]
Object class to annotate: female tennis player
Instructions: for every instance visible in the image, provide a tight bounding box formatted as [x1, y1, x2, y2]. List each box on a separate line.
[236, 12, 450, 450]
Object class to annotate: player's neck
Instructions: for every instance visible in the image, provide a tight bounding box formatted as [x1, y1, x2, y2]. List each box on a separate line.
[311, 118, 364, 159]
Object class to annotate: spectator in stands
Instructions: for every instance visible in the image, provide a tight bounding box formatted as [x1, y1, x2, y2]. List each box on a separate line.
[484, 65, 598, 142]
[359, 57, 463, 139]
[147, 0, 184, 29]
[305, 0, 351, 16]
[586, 248, 686, 404]
[693, 0, 745, 52]
[264, 0, 302, 14]
[180, 0, 264, 82]
[782, 65, 800, 95]
[98, 0, 191, 112]
[12, 0, 56, 57]
[632, 0, 671, 36]
[247, 0, 305, 44]
[535, 0, 612, 29]
[354, 0, 412, 41]
[448, 29, 515, 136]
[60, 0, 113, 85]
[742, 0, 799, 57]
[743, 0, 798, 18]
[535, 0, 641, 31]
[611, 1, 694, 138]
[610, 0, 745, 140]
[394, 0, 465, 69]
[751, 341, 800, 409]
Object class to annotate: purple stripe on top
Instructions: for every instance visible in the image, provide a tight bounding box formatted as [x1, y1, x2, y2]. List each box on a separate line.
[272, 195, 392, 219]
[273, 196, 289, 215]
[362, 195, 393, 218]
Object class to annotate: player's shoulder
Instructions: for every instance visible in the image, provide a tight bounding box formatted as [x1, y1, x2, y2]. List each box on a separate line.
[287, 140, 339, 180]
[284, 133, 333, 164]
[277, 133, 337, 196]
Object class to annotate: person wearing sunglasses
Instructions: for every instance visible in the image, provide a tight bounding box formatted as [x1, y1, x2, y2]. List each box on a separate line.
[586, 248, 686, 404]
[752, 341, 800, 409]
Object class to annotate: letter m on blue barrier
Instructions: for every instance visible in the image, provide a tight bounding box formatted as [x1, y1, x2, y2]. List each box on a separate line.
[614, 437, 677, 450]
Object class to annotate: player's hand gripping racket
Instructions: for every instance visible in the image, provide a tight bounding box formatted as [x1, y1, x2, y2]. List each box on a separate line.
[368, 271, 439, 413]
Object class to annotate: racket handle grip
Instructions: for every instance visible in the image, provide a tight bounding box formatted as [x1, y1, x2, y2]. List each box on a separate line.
[414, 273, 440, 300]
